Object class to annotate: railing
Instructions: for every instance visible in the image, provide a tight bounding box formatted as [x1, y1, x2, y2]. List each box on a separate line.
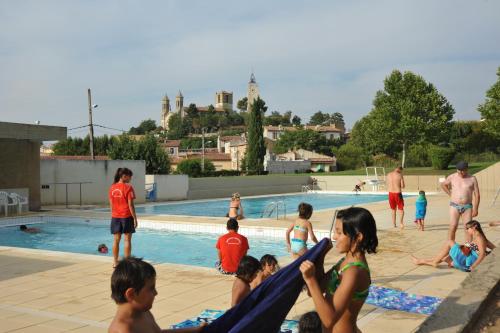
[301, 185, 310, 193]
[312, 180, 328, 191]
[261, 200, 287, 220]
[42, 182, 92, 208]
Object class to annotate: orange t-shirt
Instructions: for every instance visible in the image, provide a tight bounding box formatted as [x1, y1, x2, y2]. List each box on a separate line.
[109, 183, 136, 218]
[216, 232, 249, 273]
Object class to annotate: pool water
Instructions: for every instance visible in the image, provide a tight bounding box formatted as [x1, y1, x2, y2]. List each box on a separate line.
[134, 193, 395, 218]
[0, 222, 288, 268]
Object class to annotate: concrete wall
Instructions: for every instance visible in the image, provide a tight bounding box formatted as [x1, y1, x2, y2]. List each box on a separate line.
[314, 175, 446, 192]
[266, 160, 311, 174]
[474, 162, 500, 205]
[187, 175, 310, 200]
[40, 160, 146, 206]
[145, 174, 188, 201]
[0, 139, 41, 210]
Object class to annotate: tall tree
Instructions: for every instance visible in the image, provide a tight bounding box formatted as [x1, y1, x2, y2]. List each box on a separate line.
[236, 97, 248, 112]
[330, 112, 345, 128]
[166, 113, 187, 139]
[129, 119, 157, 135]
[292, 115, 302, 126]
[246, 97, 267, 174]
[308, 111, 329, 125]
[478, 66, 500, 139]
[351, 70, 454, 165]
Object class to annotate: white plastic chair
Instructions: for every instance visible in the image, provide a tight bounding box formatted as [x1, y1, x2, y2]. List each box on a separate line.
[0, 191, 18, 216]
[9, 193, 29, 213]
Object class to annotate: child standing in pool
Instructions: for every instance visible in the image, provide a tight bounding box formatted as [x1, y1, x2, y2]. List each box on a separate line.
[109, 168, 137, 268]
[228, 192, 244, 220]
[300, 207, 378, 333]
[286, 203, 318, 259]
[415, 190, 427, 231]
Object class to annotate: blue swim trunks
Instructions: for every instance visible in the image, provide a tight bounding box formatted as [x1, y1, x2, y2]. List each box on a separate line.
[448, 243, 478, 271]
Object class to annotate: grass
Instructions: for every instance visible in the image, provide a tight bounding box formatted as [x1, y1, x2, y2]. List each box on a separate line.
[294, 161, 497, 176]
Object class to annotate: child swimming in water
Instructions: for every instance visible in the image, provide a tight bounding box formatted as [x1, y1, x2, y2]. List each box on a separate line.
[286, 203, 319, 259]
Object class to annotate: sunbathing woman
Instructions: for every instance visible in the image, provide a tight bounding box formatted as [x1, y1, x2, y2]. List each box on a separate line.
[228, 192, 244, 220]
[300, 207, 378, 333]
[412, 220, 496, 272]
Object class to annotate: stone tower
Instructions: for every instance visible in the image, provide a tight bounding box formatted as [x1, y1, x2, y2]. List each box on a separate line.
[160, 93, 171, 129]
[247, 72, 259, 112]
[175, 90, 184, 117]
[215, 91, 233, 112]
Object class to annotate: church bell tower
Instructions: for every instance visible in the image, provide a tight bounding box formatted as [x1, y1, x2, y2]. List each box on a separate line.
[247, 72, 259, 112]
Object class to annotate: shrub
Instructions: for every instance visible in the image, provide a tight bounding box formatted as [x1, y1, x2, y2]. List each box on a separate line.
[429, 146, 455, 170]
[332, 144, 369, 171]
[405, 144, 431, 167]
[176, 158, 215, 177]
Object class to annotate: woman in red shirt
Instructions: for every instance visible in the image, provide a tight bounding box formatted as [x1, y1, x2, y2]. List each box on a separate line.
[109, 168, 137, 268]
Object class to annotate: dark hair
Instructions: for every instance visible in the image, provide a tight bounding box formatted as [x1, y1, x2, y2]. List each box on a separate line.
[113, 168, 133, 184]
[419, 190, 426, 196]
[98, 244, 107, 251]
[260, 254, 279, 269]
[227, 218, 239, 231]
[19, 225, 27, 230]
[337, 207, 378, 254]
[466, 220, 486, 238]
[299, 311, 322, 333]
[111, 257, 156, 304]
[236, 256, 261, 283]
[298, 202, 313, 220]
[396, 166, 403, 170]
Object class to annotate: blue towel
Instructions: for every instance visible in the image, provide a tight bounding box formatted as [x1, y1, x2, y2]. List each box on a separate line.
[201, 238, 330, 333]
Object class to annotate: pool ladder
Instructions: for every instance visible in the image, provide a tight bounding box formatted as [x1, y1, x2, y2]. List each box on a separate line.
[261, 200, 287, 220]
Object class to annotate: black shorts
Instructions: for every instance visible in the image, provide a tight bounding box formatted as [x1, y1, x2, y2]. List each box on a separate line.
[110, 217, 135, 234]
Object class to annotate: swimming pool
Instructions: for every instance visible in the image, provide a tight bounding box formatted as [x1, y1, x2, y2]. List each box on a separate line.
[134, 193, 397, 218]
[0, 218, 289, 268]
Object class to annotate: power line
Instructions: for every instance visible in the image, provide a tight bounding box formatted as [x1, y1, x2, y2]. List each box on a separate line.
[94, 124, 127, 133]
[68, 124, 89, 131]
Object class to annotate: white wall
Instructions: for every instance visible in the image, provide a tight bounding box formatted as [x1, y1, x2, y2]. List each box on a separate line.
[41, 160, 146, 206]
[145, 174, 188, 201]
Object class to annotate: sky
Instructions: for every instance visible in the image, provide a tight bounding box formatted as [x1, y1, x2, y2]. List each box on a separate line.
[1, 0, 499, 137]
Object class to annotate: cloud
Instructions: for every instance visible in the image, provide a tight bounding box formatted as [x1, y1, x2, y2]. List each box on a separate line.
[0, 0, 499, 133]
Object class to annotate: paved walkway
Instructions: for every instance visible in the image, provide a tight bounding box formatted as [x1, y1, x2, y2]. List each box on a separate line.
[0, 193, 499, 332]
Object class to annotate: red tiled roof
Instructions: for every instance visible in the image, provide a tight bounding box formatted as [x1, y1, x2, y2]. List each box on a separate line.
[220, 136, 242, 142]
[40, 155, 110, 160]
[309, 157, 335, 163]
[162, 140, 181, 147]
[264, 126, 297, 131]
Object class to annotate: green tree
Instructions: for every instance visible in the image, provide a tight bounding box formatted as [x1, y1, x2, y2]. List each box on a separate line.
[331, 144, 369, 170]
[246, 97, 267, 174]
[236, 97, 248, 112]
[273, 129, 332, 155]
[308, 111, 330, 125]
[292, 115, 302, 126]
[478, 67, 500, 139]
[351, 70, 454, 165]
[330, 112, 345, 128]
[176, 158, 215, 177]
[108, 134, 170, 174]
[129, 119, 157, 135]
[167, 113, 188, 139]
[264, 111, 283, 126]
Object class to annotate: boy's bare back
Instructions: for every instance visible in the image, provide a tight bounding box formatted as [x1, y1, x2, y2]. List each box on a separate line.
[109, 310, 161, 333]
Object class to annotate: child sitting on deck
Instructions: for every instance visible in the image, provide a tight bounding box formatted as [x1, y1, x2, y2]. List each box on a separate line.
[231, 255, 261, 307]
[286, 203, 319, 258]
[108, 257, 205, 333]
[414, 190, 427, 231]
[250, 254, 280, 289]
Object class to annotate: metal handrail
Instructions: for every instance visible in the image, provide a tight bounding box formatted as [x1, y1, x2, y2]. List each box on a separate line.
[42, 182, 92, 208]
[313, 180, 328, 191]
[301, 185, 310, 193]
[261, 200, 287, 220]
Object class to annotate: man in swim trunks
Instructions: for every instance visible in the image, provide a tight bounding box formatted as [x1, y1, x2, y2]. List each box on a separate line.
[387, 166, 405, 229]
[441, 161, 480, 242]
[215, 219, 249, 274]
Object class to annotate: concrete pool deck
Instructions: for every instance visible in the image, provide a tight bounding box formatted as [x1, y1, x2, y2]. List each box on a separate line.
[0, 193, 499, 332]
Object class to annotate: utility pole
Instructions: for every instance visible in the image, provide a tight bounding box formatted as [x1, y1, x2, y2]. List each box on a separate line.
[87, 88, 95, 160]
[201, 127, 205, 173]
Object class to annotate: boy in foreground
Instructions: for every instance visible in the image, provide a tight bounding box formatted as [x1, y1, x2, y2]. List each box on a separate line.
[109, 257, 205, 333]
